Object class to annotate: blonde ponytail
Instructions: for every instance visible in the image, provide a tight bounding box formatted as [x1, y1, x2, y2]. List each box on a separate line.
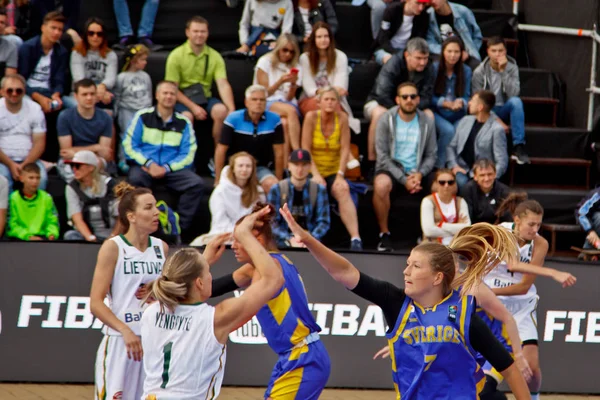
[144, 248, 208, 312]
[450, 223, 519, 295]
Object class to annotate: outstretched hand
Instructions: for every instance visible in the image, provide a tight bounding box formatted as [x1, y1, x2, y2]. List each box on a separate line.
[234, 206, 271, 240]
[279, 203, 310, 245]
[553, 270, 577, 288]
[373, 345, 390, 360]
[203, 233, 232, 265]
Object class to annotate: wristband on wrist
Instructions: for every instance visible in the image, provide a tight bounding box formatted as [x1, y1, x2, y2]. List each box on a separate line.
[337, 170, 344, 177]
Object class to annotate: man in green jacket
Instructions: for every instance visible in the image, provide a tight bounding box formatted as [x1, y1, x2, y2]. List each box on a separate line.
[7, 163, 59, 241]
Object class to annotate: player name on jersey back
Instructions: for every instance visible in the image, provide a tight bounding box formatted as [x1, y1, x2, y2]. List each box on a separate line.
[154, 312, 193, 332]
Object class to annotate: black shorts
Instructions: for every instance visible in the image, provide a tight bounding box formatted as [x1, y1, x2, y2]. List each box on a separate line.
[375, 170, 434, 199]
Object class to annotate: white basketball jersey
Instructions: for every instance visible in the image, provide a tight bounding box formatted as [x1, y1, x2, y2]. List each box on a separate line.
[141, 302, 227, 400]
[484, 222, 537, 300]
[104, 235, 165, 336]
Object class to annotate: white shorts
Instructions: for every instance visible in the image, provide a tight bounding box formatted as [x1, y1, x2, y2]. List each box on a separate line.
[95, 335, 145, 400]
[502, 295, 539, 343]
[363, 100, 380, 121]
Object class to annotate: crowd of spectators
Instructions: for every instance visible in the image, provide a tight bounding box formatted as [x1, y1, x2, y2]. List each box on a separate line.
[0, 0, 565, 253]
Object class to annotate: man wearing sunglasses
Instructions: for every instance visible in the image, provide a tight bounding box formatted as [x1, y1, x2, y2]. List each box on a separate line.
[446, 90, 508, 190]
[373, 81, 437, 252]
[0, 73, 48, 193]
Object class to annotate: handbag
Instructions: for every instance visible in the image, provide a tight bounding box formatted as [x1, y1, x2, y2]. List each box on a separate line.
[182, 54, 210, 107]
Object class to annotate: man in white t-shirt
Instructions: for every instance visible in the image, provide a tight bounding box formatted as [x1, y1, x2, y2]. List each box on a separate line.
[0, 74, 48, 192]
[0, 175, 7, 237]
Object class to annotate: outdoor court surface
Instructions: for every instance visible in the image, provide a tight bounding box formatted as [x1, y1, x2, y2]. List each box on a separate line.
[0, 385, 599, 400]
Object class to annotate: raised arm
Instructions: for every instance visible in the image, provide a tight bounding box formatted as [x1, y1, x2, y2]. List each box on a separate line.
[213, 207, 285, 344]
[279, 203, 360, 288]
[508, 262, 576, 288]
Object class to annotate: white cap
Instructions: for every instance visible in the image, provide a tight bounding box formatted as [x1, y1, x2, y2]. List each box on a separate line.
[65, 150, 98, 168]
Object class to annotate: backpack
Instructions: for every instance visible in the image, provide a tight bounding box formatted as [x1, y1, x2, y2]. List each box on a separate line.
[279, 179, 319, 210]
[156, 200, 181, 244]
[69, 177, 116, 229]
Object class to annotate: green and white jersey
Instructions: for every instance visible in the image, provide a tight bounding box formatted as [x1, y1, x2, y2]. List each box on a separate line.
[104, 235, 165, 336]
[141, 302, 227, 400]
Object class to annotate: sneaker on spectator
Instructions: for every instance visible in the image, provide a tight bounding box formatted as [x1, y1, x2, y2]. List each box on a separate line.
[377, 233, 393, 252]
[138, 36, 163, 51]
[225, 0, 240, 7]
[113, 35, 135, 50]
[350, 238, 363, 251]
[511, 144, 530, 165]
[208, 158, 216, 177]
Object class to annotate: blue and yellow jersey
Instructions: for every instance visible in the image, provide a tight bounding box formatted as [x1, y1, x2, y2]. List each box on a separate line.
[387, 290, 485, 400]
[256, 252, 321, 355]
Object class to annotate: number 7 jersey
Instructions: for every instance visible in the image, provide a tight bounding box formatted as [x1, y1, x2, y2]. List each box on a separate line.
[141, 302, 227, 400]
[386, 290, 484, 400]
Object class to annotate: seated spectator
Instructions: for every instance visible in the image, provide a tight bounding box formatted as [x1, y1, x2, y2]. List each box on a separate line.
[7, 162, 58, 241]
[254, 33, 302, 151]
[0, 73, 47, 192]
[364, 37, 434, 162]
[373, 82, 437, 252]
[292, 0, 337, 47]
[56, 78, 113, 182]
[18, 11, 71, 112]
[215, 85, 284, 194]
[268, 149, 330, 247]
[446, 90, 507, 189]
[301, 86, 362, 250]
[461, 158, 510, 224]
[69, 17, 118, 112]
[0, 9, 18, 75]
[29, 0, 81, 46]
[122, 80, 205, 240]
[237, 0, 293, 57]
[114, 43, 152, 172]
[373, 0, 429, 66]
[420, 168, 470, 244]
[298, 21, 360, 133]
[0, 1, 26, 48]
[473, 36, 530, 165]
[63, 150, 118, 242]
[165, 16, 234, 148]
[352, 0, 396, 40]
[425, 0, 482, 70]
[113, 0, 160, 49]
[0, 174, 6, 236]
[193, 151, 266, 245]
[576, 187, 600, 251]
[432, 36, 471, 168]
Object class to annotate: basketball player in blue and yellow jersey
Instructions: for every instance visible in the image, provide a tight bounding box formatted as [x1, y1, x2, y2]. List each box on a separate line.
[209, 203, 331, 400]
[279, 203, 531, 400]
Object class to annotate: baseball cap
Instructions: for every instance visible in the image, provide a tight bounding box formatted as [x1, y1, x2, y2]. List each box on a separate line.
[65, 150, 99, 168]
[417, 0, 431, 3]
[288, 149, 312, 163]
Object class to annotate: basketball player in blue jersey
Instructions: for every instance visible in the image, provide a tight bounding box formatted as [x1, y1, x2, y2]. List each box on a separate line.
[209, 203, 331, 400]
[279, 203, 531, 399]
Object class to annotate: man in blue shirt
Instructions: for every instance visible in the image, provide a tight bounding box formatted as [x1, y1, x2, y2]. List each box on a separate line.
[373, 82, 437, 251]
[57, 79, 114, 182]
[214, 84, 285, 194]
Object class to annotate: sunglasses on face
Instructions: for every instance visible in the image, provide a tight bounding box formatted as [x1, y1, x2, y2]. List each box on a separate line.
[400, 94, 418, 100]
[281, 48, 295, 54]
[87, 30, 104, 37]
[438, 180, 456, 186]
[6, 88, 24, 95]
[71, 163, 85, 170]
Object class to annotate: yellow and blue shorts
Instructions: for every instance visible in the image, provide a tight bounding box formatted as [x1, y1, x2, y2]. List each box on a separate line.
[264, 334, 331, 400]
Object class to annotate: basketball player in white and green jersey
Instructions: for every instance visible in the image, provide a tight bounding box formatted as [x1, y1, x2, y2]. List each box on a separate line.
[90, 182, 168, 400]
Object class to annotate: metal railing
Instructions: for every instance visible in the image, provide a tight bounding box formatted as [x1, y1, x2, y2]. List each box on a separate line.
[513, 0, 599, 130]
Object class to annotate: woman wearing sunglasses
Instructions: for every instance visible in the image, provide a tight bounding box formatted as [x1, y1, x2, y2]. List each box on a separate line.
[421, 168, 471, 245]
[254, 33, 303, 152]
[70, 17, 118, 110]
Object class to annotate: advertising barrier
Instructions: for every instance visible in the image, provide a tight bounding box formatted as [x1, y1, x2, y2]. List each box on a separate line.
[0, 242, 599, 393]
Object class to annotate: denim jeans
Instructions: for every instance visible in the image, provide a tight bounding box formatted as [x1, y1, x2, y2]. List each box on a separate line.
[0, 159, 48, 192]
[26, 87, 76, 109]
[493, 97, 525, 146]
[455, 171, 470, 192]
[113, 0, 160, 38]
[434, 108, 466, 169]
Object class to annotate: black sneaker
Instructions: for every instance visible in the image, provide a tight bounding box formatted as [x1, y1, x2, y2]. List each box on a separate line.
[113, 35, 135, 50]
[350, 238, 363, 251]
[138, 36, 163, 51]
[377, 233, 393, 252]
[511, 144, 530, 165]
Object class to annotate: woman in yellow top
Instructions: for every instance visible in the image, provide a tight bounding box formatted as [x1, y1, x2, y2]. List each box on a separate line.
[302, 86, 362, 250]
